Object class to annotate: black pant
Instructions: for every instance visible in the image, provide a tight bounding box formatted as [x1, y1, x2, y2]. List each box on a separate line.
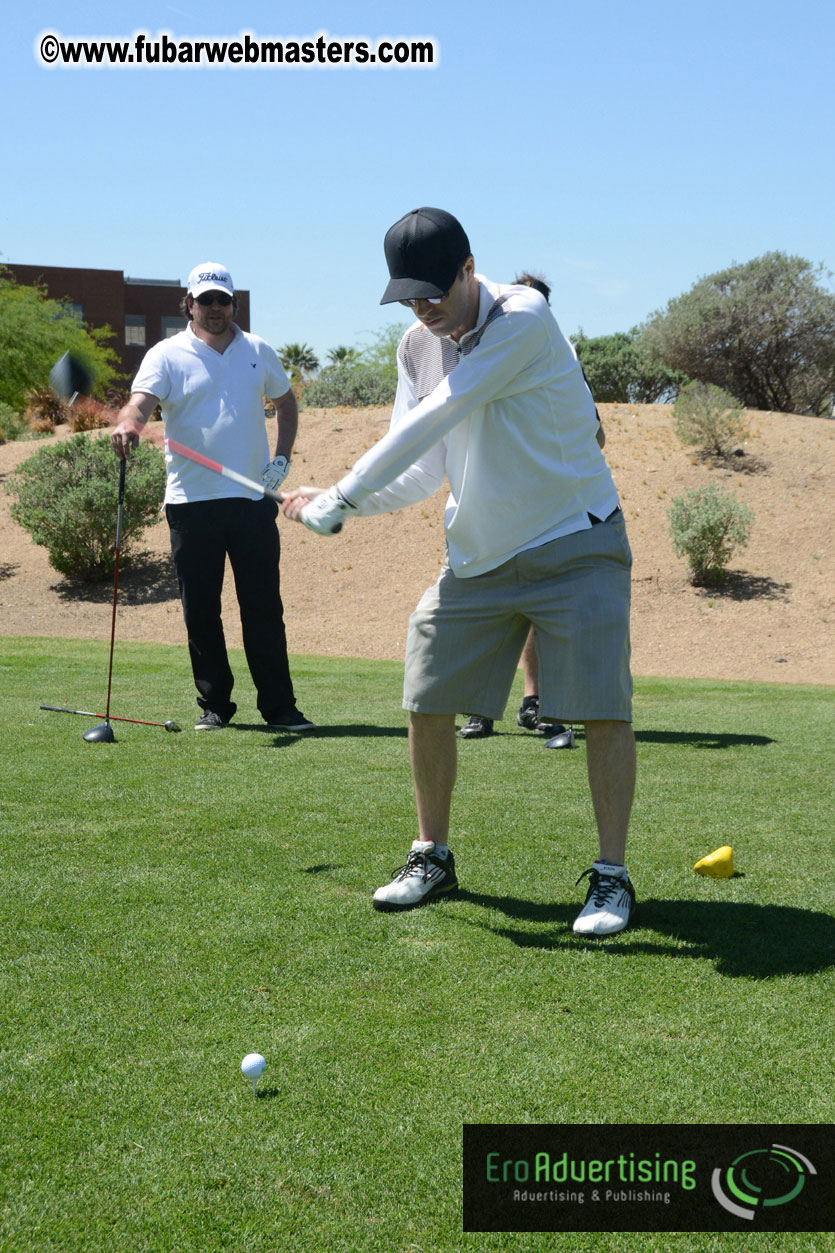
[166, 497, 296, 721]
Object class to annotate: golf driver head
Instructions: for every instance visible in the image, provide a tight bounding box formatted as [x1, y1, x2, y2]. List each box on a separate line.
[83, 722, 115, 743]
[164, 721, 181, 733]
[49, 352, 94, 402]
[544, 726, 575, 750]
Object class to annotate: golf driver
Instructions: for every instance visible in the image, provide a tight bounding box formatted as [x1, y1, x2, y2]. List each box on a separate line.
[40, 706, 180, 732]
[49, 351, 94, 408]
[79, 458, 127, 743]
[165, 438, 342, 532]
[165, 437, 285, 505]
[545, 725, 576, 750]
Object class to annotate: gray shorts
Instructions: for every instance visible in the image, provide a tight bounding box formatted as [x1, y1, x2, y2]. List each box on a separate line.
[403, 511, 633, 723]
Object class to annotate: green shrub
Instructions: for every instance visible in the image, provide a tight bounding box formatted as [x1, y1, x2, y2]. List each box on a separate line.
[0, 403, 33, 443]
[668, 482, 754, 585]
[5, 434, 166, 580]
[672, 381, 749, 456]
[302, 364, 397, 408]
[572, 327, 687, 403]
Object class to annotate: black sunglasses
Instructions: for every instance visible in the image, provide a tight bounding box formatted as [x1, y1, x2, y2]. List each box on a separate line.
[194, 292, 233, 307]
[399, 288, 449, 309]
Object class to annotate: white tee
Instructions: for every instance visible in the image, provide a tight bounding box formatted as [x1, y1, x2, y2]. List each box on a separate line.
[338, 277, 620, 578]
[132, 324, 291, 505]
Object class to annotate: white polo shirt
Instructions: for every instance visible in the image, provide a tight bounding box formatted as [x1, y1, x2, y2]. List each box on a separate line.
[338, 277, 620, 577]
[132, 324, 291, 505]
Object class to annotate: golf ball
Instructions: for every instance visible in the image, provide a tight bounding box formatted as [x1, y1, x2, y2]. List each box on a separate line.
[241, 1053, 267, 1081]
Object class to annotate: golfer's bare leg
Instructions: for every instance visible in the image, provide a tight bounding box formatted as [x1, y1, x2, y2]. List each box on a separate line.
[409, 712, 456, 842]
[584, 719, 636, 865]
[521, 628, 539, 698]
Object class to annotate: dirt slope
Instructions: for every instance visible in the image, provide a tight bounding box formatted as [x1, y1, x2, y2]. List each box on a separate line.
[1, 404, 833, 686]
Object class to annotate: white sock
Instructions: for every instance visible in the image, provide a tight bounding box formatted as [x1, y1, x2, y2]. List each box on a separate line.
[595, 859, 627, 878]
[433, 844, 450, 859]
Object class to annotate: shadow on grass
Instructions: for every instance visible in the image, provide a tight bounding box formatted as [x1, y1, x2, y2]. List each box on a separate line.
[254, 1086, 282, 1100]
[634, 730, 775, 748]
[461, 729, 775, 748]
[229, 722, 408, 740]
[52, 554, 180, 606]
[456, 891, 834, 978]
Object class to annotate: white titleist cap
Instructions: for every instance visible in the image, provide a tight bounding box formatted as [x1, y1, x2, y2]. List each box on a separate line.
[187, 263, 234, 298]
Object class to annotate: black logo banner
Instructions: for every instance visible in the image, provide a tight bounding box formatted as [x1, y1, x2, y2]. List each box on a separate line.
[463, 1124, 834, 1232]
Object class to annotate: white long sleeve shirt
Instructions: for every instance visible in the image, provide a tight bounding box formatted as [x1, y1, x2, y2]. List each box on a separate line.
[338, 276, 620, 578]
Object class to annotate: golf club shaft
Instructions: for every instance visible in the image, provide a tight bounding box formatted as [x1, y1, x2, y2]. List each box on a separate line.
[165, 438, 284, 504]
[48, 356, 281, 506]
[41, 705, 175, 728]
[104, 459, 126, 724]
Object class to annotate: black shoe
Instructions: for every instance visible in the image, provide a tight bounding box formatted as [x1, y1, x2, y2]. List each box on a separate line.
[195, 710, 228, 731]
[265, 707, 315, 731]
[516, 697, 540, 730]
[459, 715, 493, 739]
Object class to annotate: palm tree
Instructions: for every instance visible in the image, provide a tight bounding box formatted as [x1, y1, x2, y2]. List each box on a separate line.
[277, 342, 320, 383]
[326, 345, 361, 367]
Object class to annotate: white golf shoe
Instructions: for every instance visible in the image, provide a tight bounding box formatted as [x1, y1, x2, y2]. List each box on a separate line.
[373, 840, 458, 912]
[572, 863, 636, 936]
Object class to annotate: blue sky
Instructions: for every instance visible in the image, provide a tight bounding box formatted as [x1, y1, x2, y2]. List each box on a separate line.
[2, 0, 833, 366]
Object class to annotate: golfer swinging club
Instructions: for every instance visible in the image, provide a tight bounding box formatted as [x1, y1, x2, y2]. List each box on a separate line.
[283, 209, 636, 935]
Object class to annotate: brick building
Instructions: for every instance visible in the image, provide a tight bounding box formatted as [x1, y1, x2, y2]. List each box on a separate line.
[6, 263, 251, 379]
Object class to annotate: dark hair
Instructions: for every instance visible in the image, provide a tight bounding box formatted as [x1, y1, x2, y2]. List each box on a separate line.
[514, 272, 551, 304]
[179, 292, 239, 319]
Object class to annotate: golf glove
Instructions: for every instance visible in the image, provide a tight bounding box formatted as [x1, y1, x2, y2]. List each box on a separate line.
[262, 455, 290, 492]
[300, 485, 357, 535]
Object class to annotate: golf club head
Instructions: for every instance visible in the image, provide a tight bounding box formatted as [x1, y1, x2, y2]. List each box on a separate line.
[544, 726, 575, 750]
[83, 722, 116, 743]
[164, 721, 181, 733]
[49, 352, 94, 403]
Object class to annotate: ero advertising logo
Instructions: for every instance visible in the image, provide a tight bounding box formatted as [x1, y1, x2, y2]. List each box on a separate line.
[463, 1125, 834, 1233]
[712, 1142, 816, 1220]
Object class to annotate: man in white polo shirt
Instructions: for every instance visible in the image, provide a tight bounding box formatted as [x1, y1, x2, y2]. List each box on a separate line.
[110, 262, 313, 733]
[284, 209, 636, 936]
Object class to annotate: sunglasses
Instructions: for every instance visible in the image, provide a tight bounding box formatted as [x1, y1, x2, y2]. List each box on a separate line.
[399, 287, 451, 309]
[194, 292, 233, 307]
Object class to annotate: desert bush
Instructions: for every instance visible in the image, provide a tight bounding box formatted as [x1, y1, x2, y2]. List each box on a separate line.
[668, 482, 754, 585]
[358, 322, 409, 383]
[67, 398, 112, 433]
[24, 387, 66, 433]
[673, 381, 749, 456]
[302, 364, 397, 408]
[5, 434, 166, 580]
[640, 251, 835, 415]
[0, 403, 33, 443]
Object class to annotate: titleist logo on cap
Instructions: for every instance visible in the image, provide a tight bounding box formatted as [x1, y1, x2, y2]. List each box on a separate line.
[187, 262, 235, 297]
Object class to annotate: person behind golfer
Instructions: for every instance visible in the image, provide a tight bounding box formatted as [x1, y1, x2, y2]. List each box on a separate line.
[110, 262, 313, 733]
[283, 210, 636, 935]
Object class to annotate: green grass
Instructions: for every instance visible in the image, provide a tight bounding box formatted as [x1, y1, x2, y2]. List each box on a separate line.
[1, 637, 833, 1252]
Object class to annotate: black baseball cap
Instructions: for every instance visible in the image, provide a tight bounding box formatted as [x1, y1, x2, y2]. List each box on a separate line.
[380, 207, 471, 305]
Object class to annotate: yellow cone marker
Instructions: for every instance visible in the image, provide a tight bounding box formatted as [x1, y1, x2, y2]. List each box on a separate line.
[694, 846, 734, 878]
